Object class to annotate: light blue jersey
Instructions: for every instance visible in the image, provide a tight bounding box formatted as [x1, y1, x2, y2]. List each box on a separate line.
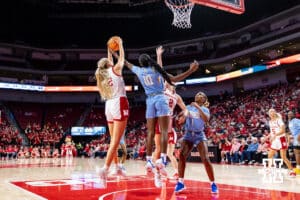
[289, 118, 300, 146]
[131, 66, 165, 96]
[131, 65, 169, 119]
[183, 105, 210, 145]
[184, 105, 210, 132]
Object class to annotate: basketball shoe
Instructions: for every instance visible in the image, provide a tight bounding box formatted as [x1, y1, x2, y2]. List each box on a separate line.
[174, 181, 186, 193]
[155, 158, 168, 177]
[99, 167, 108, 188]
[154, 171, 162, 188]
[211, 182, 219, 193]
[145, 160, 155, 176]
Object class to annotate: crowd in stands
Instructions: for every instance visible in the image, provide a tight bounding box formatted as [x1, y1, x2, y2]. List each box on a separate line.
[0, 81, 299, 164]
[205, 81, 300, 164]
[24, 122, 63, 147]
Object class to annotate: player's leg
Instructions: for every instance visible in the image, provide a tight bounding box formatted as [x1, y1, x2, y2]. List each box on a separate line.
[279, 149, 296, 177]
[156, 115, 169, 176]
[107, 122, 119, 169]
[267, 149, 277, 168]
[155, 94, 170, 168]
[294, 148, 300, 174]
[153, 133, 161, 162]
[167, 142, 178, 178]
[120, 143, 127, 164]
[175, 140, 193, 193]
[105, 120, 127, 168]
[197, 141, 218, 193]
[145, 117, 157, 173]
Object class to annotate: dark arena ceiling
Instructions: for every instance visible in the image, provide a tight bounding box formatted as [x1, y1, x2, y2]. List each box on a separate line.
[0, 0, 299, 48]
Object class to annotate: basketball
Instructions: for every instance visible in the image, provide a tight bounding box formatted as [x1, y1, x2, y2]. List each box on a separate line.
[107, 36, 120, 51]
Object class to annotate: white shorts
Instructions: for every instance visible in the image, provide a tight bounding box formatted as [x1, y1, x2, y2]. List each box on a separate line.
[105, 96, 129, 123]
[270, 135, 288, 150]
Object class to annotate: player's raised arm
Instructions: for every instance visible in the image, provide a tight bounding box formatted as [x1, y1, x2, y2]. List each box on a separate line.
[156, 46, 164, 68]
[110, 49, 134, 70]
[113, 37, 125, 74]
[169, 60, 199, 82]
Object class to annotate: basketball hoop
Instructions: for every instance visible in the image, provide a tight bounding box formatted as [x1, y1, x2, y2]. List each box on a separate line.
[165, 0, 195, 29]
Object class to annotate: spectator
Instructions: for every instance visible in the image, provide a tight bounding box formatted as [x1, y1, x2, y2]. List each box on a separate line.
[241, 137, 259, 164]
[227, 138, 241, 164]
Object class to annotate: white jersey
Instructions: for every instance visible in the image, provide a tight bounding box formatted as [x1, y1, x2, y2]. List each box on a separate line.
[108, 67, 126, 99]
[269, 118, 285, 137]
[164, 88, 178, 116]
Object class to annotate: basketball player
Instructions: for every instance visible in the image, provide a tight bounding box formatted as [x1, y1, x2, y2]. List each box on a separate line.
[111, 49, 198, 186]
[95, 36, 129, 184]
[174, 92, 218, 194]
[153, 46, 188, 180]
[288, 111, 300, 175]
[267, 109, 296, 177]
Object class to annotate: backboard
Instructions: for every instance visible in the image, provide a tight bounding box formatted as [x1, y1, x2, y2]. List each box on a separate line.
[190, 0, 245, 14]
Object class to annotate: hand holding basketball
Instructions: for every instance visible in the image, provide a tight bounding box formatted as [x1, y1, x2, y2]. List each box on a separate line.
[107, 36, 122, 51]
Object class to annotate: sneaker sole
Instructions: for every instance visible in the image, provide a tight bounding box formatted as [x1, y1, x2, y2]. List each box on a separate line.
[175, 187, 186, 194]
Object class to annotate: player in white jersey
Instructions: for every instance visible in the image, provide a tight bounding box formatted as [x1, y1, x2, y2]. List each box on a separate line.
[267, 109, 295, 177]
[95, 36, 129, 185]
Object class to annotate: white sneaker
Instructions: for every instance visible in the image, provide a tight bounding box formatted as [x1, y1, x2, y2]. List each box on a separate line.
[156, 159, 168, 177]
[110, 165, 126, 176]
[119, 165, 127, 176]
[99, 167, 108, 188]
[154, 172, 162, 188]
[109, 166, 118, 176]
[145, 160, 155, 176]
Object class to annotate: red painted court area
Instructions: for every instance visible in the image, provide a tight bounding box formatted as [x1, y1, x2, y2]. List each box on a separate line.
[11, 175, 300, 200]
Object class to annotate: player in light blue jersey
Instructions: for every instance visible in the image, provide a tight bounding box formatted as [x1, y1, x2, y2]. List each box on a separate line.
[112, 50, 199, 187]
[174, 92, 218, 194]
[288, 111, 300, 175]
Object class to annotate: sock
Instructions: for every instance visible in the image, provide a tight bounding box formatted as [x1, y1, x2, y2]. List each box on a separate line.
[178, 178, 184, 183]
[161, 153, 167, 164]
[174, 169, 178, 174]
[211, 182, 215, 185]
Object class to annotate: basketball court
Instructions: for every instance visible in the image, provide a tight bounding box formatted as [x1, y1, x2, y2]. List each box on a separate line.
[0, 158, 299, 200]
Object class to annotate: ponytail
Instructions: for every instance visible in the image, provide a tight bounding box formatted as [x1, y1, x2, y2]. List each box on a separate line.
[95, 58, 113, 100]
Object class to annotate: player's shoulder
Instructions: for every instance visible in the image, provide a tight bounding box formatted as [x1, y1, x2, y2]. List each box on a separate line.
[201, 106, 210, 112]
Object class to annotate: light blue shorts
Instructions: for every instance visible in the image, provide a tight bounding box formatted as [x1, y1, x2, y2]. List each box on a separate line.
[183, 131, 207, 146]
[146, 94, 170, 119]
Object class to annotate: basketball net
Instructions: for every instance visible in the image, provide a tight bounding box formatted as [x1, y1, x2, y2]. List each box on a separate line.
[165, 0, 194, 29]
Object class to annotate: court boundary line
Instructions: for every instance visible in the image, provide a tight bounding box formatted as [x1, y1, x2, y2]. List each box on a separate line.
[7, 181, 48, 200]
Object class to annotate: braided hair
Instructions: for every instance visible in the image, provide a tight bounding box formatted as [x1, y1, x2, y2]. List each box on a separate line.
[138, 54, 174, 86]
